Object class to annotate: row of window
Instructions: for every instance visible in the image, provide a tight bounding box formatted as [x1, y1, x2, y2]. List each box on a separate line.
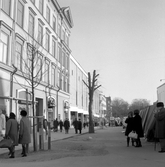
[0, 24, 69, 93]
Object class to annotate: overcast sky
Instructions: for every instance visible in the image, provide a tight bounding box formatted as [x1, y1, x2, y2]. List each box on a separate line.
[59, 0, 165, 104]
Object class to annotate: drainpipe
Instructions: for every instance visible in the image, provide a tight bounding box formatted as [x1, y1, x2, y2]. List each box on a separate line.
[9, 65, 17, 112]
[56, 85, 60, 120]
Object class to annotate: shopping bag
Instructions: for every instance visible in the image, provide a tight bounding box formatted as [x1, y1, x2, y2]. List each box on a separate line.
[128, 131, 138, 139]
[0, 137, 13, 148]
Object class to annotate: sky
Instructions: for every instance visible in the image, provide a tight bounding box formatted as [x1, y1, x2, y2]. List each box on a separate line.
[59, 0, 165, 104]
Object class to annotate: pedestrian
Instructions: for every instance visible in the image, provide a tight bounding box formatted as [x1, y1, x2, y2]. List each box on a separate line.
[53, 118, 58, 132]
[132, 109, 144, 147]
[59, 120, 63, 132]
[78, 119, 82, 134]
[0, 109, 6, 137]
[125, 111, 135, 147]
[19, 110, 31, 157]
[72, 118, 78, 134]
[154, 102, 165, 153]
[64, 118, 70, 134]
[5, 112, 19, 158]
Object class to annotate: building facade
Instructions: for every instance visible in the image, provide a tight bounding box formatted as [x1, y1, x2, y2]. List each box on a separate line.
[0, 0, 73, 125]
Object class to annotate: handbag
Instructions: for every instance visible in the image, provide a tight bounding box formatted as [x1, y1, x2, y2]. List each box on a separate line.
[0, 137, 13, 148]
[128, 131, 138, 139]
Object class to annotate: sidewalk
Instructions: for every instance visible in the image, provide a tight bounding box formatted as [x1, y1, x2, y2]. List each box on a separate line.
[0, 126, 97, 155]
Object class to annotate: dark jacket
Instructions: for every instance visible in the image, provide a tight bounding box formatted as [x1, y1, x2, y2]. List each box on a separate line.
[154, 108, 165, 139]
[64, 120, 70, 130]
[78, 120, 82, 130]
[125, 117, 134, 136]
[132, 114, 144, 138]
[59, 121, 63, 129]
[6, 118, 19, 146]
[73, 119, 78, 129]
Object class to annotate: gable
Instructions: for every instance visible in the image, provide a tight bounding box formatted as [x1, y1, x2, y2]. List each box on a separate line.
[61, 7, 74, 28]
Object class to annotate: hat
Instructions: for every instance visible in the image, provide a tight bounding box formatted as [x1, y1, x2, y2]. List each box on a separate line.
[156, 102, 164, 107]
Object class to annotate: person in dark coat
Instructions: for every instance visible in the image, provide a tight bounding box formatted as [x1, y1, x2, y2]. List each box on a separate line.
[132, 109, 144, 147]
[6, 112, 19, 158]
[53, 118, 59, 132]
[154, 102, 165, 153]
[78, 119, 82, 134]
[72, 118, 78, 134]
[19, 110, 31, 157]
[64, 118, 70, 134]
[125, 111, 134, 147]
[59, 120, 63, 132]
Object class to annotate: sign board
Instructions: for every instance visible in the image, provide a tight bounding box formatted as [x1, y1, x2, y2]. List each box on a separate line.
[18, 100, 31, 105]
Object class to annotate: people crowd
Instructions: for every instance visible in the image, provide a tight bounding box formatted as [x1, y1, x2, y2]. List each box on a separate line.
[0, 109, 31, 158]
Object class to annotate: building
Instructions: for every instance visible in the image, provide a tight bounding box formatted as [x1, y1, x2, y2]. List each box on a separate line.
[157, 83, 165, 104]
[0, 0, 104, 128]
[70, 55, 88, 124]
[0, 0, 73, 125]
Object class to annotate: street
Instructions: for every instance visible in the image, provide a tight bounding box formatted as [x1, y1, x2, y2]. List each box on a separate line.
[0, 127, 164, 167]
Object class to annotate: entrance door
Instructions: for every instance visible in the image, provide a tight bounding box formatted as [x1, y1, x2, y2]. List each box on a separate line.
[36, 98, 43, 131]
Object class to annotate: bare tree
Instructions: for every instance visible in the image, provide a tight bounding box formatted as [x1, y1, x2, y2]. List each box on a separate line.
[14, 36, 47, 151]
[83, 70, 101, 133]
[129, 99, 150, 112]
[112, 98, 129, 117]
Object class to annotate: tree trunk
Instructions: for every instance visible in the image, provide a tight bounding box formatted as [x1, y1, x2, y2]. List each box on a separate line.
[88, 100, 95, 133]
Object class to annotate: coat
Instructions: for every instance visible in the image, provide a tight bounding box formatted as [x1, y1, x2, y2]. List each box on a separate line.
[73, 119, 78, 129]
[154, 108, 165, 139]
[6, 118, 19, 146]
[132, 114, 144, 138]
[19, 117, 31, 144]
[64, 120, 70, 130]
[125, 117, 134, 136]
[78, 120, 82, 130]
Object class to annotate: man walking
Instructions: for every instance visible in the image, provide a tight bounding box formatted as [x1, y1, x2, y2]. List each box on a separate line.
[154, 102, 165, 153]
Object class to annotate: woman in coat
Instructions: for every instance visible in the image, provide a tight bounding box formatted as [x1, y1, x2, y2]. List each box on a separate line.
[125, 111, 134, 147]
[6, 112, 19, 158]
[19, 110, 31, 157]
[133, 109, 144, 147]
[64, 118, 70, 134]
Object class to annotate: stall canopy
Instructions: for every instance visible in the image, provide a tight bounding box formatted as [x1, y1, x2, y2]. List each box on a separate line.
[140, 102, 157, 141]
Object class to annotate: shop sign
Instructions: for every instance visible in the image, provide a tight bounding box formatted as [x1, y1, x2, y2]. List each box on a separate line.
[18, 100, 31, 105]
[48, 96, 55, 108]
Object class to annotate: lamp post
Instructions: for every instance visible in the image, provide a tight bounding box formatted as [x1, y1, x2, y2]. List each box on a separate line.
[56, 85, 60, 120]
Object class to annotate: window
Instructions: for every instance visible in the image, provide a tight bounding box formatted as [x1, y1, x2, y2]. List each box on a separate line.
[35, 53, 42, 81]
[28, 13, 35, 37]
[45, 32, 50, 52]
[51, 65, 56, 87]
[38, 23, 43, 45]
[52, 39, 56, 58]
[57, 70, 60, 87]
[58, 47, 62, 64]
[46, 6, 50, 24]
[62, 51, 65, 67]
[44, 61, 49, 83]
[52, 16, 56, 32]
[66, 55, 69, 70]
[2, 0, 11, 15]
[66, 78, 69, 93]
[0, 30, 10, 64]
[62, 29, 65, 41]
[15, 38, 23, 70]
[58, 24, 61, 38]
[17, 1, 24, 27]
[39, 0, 43, 14]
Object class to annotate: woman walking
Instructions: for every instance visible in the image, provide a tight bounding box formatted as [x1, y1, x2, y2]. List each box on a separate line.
[125, 111, 134, 147]
[133, 109, 144, 147]
[19, 110, 31, 157]
[6, 112, 19, 158]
